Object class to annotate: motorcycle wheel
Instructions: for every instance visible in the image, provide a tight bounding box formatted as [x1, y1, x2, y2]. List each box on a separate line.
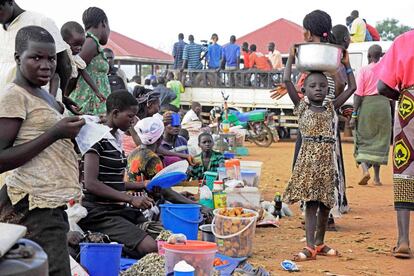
[252, 123, 273, 147]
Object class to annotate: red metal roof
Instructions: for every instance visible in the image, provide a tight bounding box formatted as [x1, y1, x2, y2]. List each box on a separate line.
[236, 18, 304, 54]
[106, 31, 173, 63]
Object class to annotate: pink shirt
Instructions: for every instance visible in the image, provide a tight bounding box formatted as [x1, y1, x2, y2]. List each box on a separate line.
[374, 30, 414, 91]
[355, 62, 379, 96]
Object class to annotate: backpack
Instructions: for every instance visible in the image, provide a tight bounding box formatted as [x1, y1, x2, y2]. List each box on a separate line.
[108, 68, 126, 92]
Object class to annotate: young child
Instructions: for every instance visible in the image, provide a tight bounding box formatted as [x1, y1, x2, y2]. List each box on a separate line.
[283, 46, 356, 261]
[189, 132, 224, 180]
[0, 26, 85, 275]
[60, 21, 106, 112]
[68, 7, 111, 115]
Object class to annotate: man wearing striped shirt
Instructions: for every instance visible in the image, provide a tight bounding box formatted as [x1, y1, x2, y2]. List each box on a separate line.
[172, 33, 186, 69]
[181, 34, 207, 70]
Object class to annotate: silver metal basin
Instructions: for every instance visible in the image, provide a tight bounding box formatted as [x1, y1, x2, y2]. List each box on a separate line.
[295, 43, 343, 73]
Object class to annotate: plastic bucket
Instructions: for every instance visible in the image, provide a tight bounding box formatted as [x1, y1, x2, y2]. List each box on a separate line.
[79, 243, 122, 276]
[211, 208, 258, 258]
[199, 224, 215, 242]
[164, 241, 217, 275]
[160, 204, 203, 240]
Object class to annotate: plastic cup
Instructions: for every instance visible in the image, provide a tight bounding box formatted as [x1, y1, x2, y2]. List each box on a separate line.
[171, 113, 181, 127]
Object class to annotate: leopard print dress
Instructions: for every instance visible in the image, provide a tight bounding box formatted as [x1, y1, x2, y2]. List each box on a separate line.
[284, 99, 336, 208]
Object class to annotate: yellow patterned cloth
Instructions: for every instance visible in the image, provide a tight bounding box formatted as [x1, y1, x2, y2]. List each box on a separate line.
[393, 87, 414, 210]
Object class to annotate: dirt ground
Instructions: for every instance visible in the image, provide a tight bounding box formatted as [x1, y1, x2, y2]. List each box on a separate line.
[240, 141, 414, 276]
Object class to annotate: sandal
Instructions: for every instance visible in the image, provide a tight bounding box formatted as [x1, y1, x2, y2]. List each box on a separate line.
[358, 173, 370, 185]
[293, 246, 317, 262]
[315, 244, 341, 257]
[392, 246, 413, 259]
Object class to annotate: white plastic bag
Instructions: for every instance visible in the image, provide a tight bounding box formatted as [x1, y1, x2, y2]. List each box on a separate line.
[75, 115, 110, 155]
[65, 203, 88, 233]
[199, 185, 213, 200]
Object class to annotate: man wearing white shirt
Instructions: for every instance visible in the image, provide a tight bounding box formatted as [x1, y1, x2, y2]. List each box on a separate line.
[182, 101, 202, 125]
[0, 0, 71, 96]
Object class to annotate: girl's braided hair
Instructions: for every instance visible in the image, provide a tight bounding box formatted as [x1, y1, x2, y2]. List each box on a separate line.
[303, 10, 335, 43]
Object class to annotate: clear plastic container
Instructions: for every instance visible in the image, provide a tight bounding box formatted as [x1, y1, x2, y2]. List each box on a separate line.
[164, 241, 217, 275]
[217, 167, 227, 181]
[225, 159, 241, 180]
[241, 170, 257, 186]
[211, 208, 259, 258]
[226, 187, 261, 210]
[240, 161, 263, 186]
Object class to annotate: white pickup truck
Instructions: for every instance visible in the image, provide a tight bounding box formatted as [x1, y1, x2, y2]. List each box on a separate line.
[181, 41, 393, 110]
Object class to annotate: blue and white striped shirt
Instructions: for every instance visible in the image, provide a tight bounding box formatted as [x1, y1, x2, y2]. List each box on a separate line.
[183, 42, 207, 70]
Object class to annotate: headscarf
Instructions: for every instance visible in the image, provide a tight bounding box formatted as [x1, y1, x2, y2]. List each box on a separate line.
[134, 116, 165, 145]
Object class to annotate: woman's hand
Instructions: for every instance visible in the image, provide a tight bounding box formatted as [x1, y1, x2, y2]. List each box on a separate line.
[130, 195, 154, 209]
[50, 116, 85, 140]
[186, 155, 198, 166]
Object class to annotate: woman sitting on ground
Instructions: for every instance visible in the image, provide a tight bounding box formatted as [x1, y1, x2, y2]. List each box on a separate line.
[79, 91, 158, 259]
[188, 132, 224, 180]
[126, 117, 213, 220]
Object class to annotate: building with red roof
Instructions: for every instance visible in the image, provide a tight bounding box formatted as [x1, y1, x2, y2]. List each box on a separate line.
[236, 18, 303, 55]
[107, 31, 173, 64]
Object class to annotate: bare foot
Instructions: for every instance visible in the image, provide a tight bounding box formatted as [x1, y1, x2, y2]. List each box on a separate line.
[373, 181, 383, 186]
[358, 172, 370, 186]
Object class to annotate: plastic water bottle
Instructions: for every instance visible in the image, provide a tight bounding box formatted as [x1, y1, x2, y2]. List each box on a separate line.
[273, 192, 282, 219]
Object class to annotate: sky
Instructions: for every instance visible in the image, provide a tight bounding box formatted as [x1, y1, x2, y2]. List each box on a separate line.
[19, 0, 414, 54]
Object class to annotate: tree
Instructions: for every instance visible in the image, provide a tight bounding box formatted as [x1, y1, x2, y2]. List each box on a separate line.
[376, 18, 412, 41]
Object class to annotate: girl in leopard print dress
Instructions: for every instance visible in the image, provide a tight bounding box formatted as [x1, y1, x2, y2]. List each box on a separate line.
[282, 46, 356, 261]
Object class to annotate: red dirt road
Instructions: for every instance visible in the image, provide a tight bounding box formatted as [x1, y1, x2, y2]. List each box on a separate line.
[243, 142, 414, 276]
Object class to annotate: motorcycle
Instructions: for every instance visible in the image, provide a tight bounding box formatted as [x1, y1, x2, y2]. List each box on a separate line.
[213, 91, 274, 147]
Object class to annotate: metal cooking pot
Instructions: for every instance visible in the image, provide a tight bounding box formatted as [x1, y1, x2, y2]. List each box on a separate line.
[295, 43, 343, 73]
[199, 224, 215, 242]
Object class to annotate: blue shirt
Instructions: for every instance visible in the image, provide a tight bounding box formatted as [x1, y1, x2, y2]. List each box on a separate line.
[207, 43, 222, 69]
[222, 43, 240, 67]
[183, 42, 207, 70]
[173, 40, 187, 69]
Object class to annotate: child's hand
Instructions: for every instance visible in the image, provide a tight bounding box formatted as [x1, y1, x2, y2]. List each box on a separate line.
[51, 116, 85, 140]
[62, 96, 83, 115]
[341, 50, 350, 67]
[95, 92, 107, 103]
[289, 45, 297, 59]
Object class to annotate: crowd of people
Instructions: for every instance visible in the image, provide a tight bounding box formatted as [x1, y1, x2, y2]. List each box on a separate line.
[173, 33, 283, 72]
[0, 2, 222, 274]
[0, 1, 413, 275]
[171, 9, 382, 76]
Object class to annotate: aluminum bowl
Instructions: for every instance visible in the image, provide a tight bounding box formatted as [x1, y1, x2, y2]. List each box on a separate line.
[295, 43, 343, 73]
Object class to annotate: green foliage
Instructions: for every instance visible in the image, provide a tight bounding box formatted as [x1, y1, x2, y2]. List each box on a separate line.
[376, 18, 412, 41]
